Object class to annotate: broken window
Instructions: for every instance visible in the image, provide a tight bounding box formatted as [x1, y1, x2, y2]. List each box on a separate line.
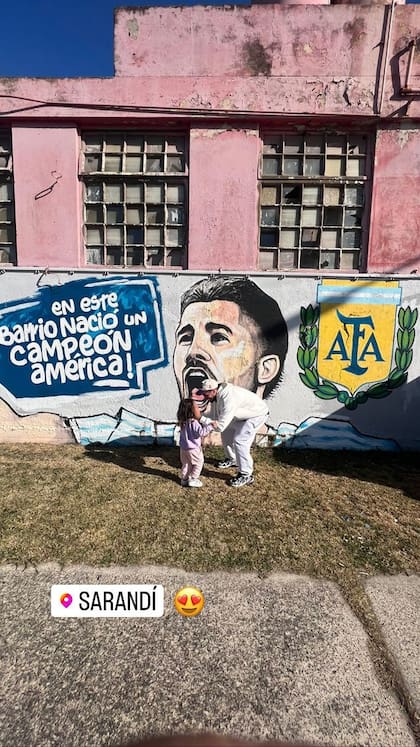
[81, 132, 187, 268]
[0, 132, 16, 265]
[259, 133, 369, 271]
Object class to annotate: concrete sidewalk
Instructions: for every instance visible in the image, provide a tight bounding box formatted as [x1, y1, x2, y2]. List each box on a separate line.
[0, 564, 419, 747]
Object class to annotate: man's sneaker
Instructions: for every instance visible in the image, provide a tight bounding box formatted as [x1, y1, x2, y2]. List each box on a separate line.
[217, 459, 237, 469]
[180, 479, 189, 487]
[229, 473, 254, 487]
[187, 478, 203, 487]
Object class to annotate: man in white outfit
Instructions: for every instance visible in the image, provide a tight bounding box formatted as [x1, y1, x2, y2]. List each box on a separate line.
[198, 377, 269, 487]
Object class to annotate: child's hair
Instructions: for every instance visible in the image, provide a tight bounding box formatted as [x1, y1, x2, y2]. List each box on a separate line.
[177, 398, 197, 428]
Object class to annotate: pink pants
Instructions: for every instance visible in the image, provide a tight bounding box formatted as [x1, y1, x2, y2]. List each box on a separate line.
[180, 447, 204, 480]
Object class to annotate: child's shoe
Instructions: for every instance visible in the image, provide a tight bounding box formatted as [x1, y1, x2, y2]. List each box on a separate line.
[187, 478, 203, 487]
[180, 479, 189, 487]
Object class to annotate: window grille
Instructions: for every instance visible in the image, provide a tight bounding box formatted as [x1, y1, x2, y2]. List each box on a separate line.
[0, 132, 16, 265]
[81, 132, 187, 268]
[259, 133, 369, 271]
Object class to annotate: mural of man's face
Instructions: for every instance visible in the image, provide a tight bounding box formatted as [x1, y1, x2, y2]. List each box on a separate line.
[173, 299, 280, 400]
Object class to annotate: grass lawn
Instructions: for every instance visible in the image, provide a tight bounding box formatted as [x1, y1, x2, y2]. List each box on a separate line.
[1, 443, 419, 578]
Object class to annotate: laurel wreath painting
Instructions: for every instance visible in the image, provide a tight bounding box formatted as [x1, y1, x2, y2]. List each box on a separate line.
[297, 305, 418, 410]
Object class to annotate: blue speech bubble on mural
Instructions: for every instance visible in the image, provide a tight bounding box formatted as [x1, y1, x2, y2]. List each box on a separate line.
[0, 276, 167, 398]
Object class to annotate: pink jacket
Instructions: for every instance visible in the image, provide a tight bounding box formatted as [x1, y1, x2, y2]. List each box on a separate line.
[179, 418, 213, 450]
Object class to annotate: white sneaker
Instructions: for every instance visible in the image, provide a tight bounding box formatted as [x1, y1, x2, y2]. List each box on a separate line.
[187, 478, 203, 487]
[217, 459, 237, 469]
[229, 473, 254, 487]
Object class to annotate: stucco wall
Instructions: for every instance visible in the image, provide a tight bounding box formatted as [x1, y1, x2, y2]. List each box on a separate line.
[188, 127, 260, 271]
[113, 5, 390, 79]
[7, 122, 420, 274]
[368, 124, 420, 273]
[12, 127, 82, 268]
[0, 5, 419, 120]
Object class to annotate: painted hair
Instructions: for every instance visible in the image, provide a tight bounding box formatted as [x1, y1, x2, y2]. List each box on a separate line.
[177, 398, 197, 428]
[180, 276, 288, 397]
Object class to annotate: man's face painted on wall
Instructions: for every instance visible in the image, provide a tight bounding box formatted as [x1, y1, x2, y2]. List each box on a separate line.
[174, 300, 264, 401]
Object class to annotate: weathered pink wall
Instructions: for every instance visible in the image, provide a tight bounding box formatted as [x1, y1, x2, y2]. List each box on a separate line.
[114, 5, 399, 80]
[12, 127, 81, 267]
[0, 5, 419, 118]
[368, 126, 420, 274]
[188, 127, 259, 271]
[0, 4, 419, 273]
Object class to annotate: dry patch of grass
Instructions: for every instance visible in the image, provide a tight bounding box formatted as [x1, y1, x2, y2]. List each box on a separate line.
[0, 443, 418, 579]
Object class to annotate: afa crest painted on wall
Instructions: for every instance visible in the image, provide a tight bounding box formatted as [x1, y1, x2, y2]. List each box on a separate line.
[298, 280, 417, 409]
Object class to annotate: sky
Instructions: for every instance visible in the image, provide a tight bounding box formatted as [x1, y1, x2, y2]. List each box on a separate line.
[1, 0, 419, 78]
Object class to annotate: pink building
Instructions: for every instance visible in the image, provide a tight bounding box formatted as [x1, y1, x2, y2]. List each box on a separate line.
[0, 0, 419, 275]
[1, 2, 420, 450]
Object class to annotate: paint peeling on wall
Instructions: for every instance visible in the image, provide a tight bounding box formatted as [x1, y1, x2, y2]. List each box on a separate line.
[126, 19, 139, 40]
[70, 408, 176, 447]
[190, 127, 257, 140]
[396, 129, 417, 149]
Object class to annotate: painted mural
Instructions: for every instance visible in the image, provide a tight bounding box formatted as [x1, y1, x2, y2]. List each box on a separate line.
[173, 276, 288, 403]
[0, 272, 418, 451]
[298, 280, 417, 411]
[0, 276, 166, 401]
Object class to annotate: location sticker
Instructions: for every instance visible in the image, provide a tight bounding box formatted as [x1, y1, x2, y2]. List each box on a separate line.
[51, 585, 164, 617]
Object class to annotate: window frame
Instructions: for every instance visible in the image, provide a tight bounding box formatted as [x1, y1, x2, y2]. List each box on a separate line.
[80, 130, 188, 270]
[0, 130, 16, 266]
[258, 130, 372, 273]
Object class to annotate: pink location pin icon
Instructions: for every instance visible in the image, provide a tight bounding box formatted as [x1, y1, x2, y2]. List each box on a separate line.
[60, 592, 73, 609]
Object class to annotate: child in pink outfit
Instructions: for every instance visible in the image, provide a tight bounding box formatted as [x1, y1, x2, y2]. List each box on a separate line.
[177, 398, 214, 487]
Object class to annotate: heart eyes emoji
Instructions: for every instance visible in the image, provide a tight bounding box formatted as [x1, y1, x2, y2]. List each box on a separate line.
[174, 586, 205, 617]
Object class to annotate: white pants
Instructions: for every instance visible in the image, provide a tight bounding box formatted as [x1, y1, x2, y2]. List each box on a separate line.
[221, 414, 267, 476]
